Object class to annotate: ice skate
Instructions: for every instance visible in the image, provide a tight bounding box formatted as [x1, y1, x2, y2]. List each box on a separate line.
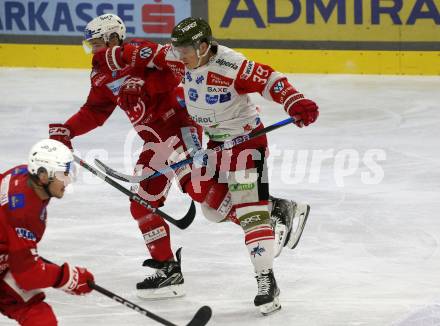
[136, 248, 185, 299]
[270, 196, 310, 257]
[254, 269, 281, 316]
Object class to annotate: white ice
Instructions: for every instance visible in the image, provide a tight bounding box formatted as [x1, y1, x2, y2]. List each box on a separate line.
[0, 68, 440, 326]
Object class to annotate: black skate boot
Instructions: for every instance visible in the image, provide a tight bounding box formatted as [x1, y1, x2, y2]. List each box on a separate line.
[254, 269, 281, 315]
[270, 196, 311, 257]
[136, 248, 184, 299]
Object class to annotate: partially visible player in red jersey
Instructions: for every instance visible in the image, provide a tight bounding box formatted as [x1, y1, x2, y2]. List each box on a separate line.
[0, 139, 94, 325]
[49, 13, 204, 299]
[50, 14, 303, 300]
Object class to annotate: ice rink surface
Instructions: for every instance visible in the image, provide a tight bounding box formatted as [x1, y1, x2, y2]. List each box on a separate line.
[0, 68, 439, 326]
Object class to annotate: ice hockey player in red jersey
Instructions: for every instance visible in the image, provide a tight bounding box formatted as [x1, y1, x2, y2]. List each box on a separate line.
[49, 14, 197, 300]
[103, 17, 318, 315]
[51, 14, 309, 303]
[0, 139, 94, 325]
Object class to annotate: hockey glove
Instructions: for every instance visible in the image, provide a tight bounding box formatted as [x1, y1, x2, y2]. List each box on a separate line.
[117, 77, 147, 110]
[49, 124, 73, 150]
[284, 93, 319, 128]
[55, 263, 94, 295]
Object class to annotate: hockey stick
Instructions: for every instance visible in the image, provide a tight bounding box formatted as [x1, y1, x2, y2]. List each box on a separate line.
[95, 117, 295, 183]
[73, 155, 196, 230]
[89, 281, 212, 326]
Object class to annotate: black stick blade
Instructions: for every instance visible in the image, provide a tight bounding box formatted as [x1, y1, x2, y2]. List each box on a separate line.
[186, 306, 212, 326]
[173, 200, 196, 229]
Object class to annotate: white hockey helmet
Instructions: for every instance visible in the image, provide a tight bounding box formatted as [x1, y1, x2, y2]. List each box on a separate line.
[84, 13, 126, 43]
[28, 139, 74, 180]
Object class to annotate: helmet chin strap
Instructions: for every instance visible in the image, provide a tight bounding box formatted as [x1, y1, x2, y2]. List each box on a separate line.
[43, 184, 53, 198]
[30, 174, 53, 198]
[195, 44, 211, 68]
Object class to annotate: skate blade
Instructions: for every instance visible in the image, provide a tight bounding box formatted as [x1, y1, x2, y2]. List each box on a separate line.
[258, 297, 281, 316]
[286, 204, 310, 250]
[137, 284, 185, 300]
[274, 224, 287, 258]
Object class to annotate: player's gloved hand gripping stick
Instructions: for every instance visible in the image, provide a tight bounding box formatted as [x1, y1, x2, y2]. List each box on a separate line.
[95, 117, 296, 183]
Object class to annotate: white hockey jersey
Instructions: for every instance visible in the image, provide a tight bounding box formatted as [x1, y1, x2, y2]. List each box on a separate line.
[117, 41, 293, 142]
[166, 46, 265, 141]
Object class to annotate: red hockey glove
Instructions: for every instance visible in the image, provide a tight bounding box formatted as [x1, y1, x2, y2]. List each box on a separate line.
[117, 77, 147, 110]
[55, 263, 94, 295]
[284, 93, 319, 128]
[105, 42, 158, 71]
[49, 124, 73, 150]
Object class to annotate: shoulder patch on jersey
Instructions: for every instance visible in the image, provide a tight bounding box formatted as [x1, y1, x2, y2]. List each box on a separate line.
[8, 194, 25, 210]
[273, 80, 284, 93]
[207, 72, 233, 87]
[139, 47, 152, 59]
[15, 227, 36, 242]
[12, 167, 28, 176]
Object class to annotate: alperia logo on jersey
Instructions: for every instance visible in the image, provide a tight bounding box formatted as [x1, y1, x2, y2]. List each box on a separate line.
[216, 58, 239, 70]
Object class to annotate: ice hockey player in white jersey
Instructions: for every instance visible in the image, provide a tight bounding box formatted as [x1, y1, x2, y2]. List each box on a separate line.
[103, 17, 319, 315]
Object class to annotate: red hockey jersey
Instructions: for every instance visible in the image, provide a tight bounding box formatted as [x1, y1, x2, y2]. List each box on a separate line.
[64, 39, 191, 141]
[0, 165, 62, 306]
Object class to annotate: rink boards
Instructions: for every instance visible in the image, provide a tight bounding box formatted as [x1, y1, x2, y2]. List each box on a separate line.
[0, 0, 439, 75]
